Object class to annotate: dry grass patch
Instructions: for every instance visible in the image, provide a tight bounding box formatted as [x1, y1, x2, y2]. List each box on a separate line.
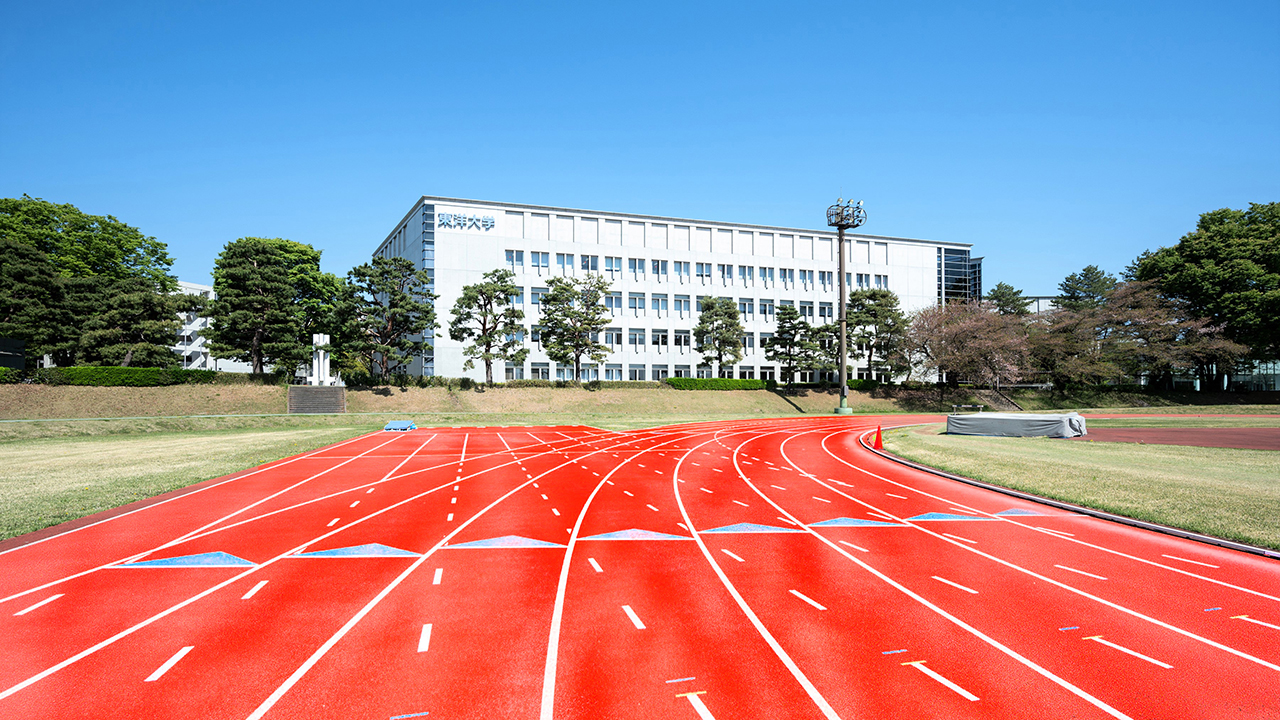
[884, 423, 1280, 550]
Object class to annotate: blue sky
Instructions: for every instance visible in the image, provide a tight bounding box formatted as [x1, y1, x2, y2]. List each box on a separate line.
[3, 1, 1276, 294]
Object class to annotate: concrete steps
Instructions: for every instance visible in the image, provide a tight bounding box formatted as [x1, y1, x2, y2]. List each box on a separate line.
[288, 386, 346, 414]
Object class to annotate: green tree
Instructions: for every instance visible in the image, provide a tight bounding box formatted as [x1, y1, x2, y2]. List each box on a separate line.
[205, 238, 303, 374]
[344, 256, 438, 377]
[847, 288, 907, 379]
[267, 238, 344, 345]
[0, 239, 64, 365]
[693, 297, 745, 376]
[763, 304, 816, 385]
[1129, 202, 1280, 360]
[984, 281, 1032, 316]
[0, 195, 175, 287]
[1057, 265, 1117, 312]
[449, 269, 528, 384]
[809, 323, 843, 378]
[78, 277, 201, 367]
[538, 275, 612, 380]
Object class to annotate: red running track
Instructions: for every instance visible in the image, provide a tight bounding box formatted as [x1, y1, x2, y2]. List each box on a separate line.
[1, 417, 1278, 719]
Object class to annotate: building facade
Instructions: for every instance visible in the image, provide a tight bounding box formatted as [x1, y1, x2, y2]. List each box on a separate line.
[172, 281, 254, 373]
[375, 196, 981, 382]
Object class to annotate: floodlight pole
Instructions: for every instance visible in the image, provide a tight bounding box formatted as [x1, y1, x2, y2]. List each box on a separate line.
[826, 198, 866, 415]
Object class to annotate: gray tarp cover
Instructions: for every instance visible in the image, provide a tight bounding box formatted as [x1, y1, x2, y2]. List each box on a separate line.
[946, 412, 1087, 438]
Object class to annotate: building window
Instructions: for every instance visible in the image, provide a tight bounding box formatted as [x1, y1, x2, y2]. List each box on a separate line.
[530, 325, 543, 345]
[506, 250, 524, 271]
[628, 365, 646, 381]
[761, 267, 775, 288]
[651, 293, 668, 316]
[605, 327, 623, 349]
[819, 302, 833, 322]
[857, 273, 870, 289]
[652, 260, 668, 282]
[695, 262, 712, 283]
[605, 256, 622, 278]
[875, 274, 888, 289]
[628, 293, 646, 316]
[697, 365, 713, 379]
[741, 333, 755, 350]
[718, 366, 734, 379]
[738, 298, 754, 318]
[628, 328, 645, 349]
[531, 287, 549, 308]
[674, 364, 692, 378]
[628, 257, 646, 280]
[799, 269, 814, 288]
[759, 299, 774, 321]
[605, 364, 623, 381]
[674, 329, 691, 350]
[531, 362, 550, 380]
[580, 364, 599, 381]
[674, 261, 691, 283]
[556, 253, 574, 275]
[799, 301, 814, 321]
[674, 294, 691, 317]
[819, 271, 833, 291]
[652, 365, 670, 380]
[581, 254, 599, 272]
[651, 329, 669, 348]
[739, 366, 755, 380]
[738, 265, 754, 286]
[510, 287, 524, 307]
[718, 264, 733, 285]
[531, 252, 550, 272]
[761, 366, 775, 381]
[780, 268, 795, 288]
[605, 291, 623, 315]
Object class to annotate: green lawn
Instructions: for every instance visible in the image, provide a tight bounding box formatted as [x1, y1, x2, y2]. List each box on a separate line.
[884, 423, 1280, 550]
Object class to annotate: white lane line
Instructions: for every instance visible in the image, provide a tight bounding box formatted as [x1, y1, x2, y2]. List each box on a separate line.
[932, 576, 979, 594]
[789, 589, 827, 610]
[1163, 554, 1219, 569]
[700, 488, 714, 494]
[886, 493, 908, 499]
[446, 513, 454, 521]
[593, 472, 600, 477]
[838, 540, 869, 553]
[541, 494, 549, 500]
[453, 485, 459, 491]
[13, 594, 64, 616]
[1232, 615, 1280, 631]
[678, 522, 689, 530]
[588, 558, 603, 573]
[450, 497, 457, 504]
[732, 500, 750, 507]
[532, 482, 538, 488]
[943, 533, 976, 544]
[770, 485, 787, 490]
[326, 518, 339, 527]
[240, 581, 268, 601]
[366, 488, 374, 493]
[713, 468, 723, 472]
[349, 500, 360, 508]
[721, 549, 745, 563]
[622, 604, 646, 630]
[417, 623, 433, 652]
[623, 491, 634, 497]
[1036, 527, 1075, 537]
[692, 462, 701, 466]
[432, 568, 443, 585]
[1054, 564, 1107, 580]
[552, 508, 561, 516]
[902, 661, 979, 701]
[679, 691, 718, 720]
[778, 516, 798, 526]
[1084, 636, 1172, 669]
[647, 504, 660, 512]
[145, 646, 194, 682]
[812, 496, 831, 503]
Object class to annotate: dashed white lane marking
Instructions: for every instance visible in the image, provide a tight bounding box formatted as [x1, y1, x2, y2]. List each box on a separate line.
[732, 500, 750, 507]
[417, 623, 433, 653]
[593, 472, 600, 476]
[1054, 565, 1107, 580]
[902, 661, 978, 701]
[932, 576, 979, 594]
[604, 479, 611, 484]
[886, 493, 908, 499]
[692, 462, 701, 466]
[789, 589, 827, 610]
[366, 488, 375, 494]
[532, 482, 538, 488]
[1232, 614, 1280, 631]
[678, 691, 718, 720]
[623, 491, 634, 497]
[13, 593, 63, 616]
[721, 549, 745, 563]
[552, 508, 561, 516]
[1162, 554, 1220, 569]
[622, 605, 646, 630]
[1084, 636, 1172, 668]
[713, 468, 723, 473]
[240, 581, 268, 601]
[812, 496, 831, 503]
[326, 518, 339, 527]
[771, 485, 787, 490]
[453, 485, 459, 491]
[450, 497, 457, 504]
[1037, 527, 1075, 537]
[638, 464, 646, 468]
[446, 513, 454, 521]
[838, 540, 869, 553]
[943, 533, 977, 544]
[145, 646, 194, 682]
[432, 568, 443, 585]
[700, 488, 714, 494]
[541, 494, 549, 500]
[778, 517, 799, 526]
[647, 504, 660, 512]
[588, 558, 603, 573]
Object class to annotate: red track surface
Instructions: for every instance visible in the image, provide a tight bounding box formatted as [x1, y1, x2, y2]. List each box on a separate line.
[2, 417, 1279, 719]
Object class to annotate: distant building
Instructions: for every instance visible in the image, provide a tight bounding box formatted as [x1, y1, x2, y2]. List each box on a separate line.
[173, 281, 253, 372]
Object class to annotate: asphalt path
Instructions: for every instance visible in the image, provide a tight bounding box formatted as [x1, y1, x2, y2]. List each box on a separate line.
[1, 417, 1278, 719]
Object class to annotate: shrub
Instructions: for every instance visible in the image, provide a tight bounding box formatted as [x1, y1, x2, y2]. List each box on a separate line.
[0, 367, 20, 384]
[32, 366, 219, 387]
[664, 378, 772, 391]
[848, 378, 881, 392]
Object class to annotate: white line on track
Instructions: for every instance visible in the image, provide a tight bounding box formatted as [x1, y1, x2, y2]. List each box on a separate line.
[623, 490, 634, 496]
[713, 468, 723, 472]
[679, 691, 718, 720]
[721, 549, 745, 563]
[770, 485, 786, 490]
[417, 624, 433, 652]
[932, 576, 979, 594]
[886, 493, 908, 499]
[326, 518, 339, 527]
[1232, 614, 1280, 631]
[1054, 564, 1107, 580]
[700, 488, 714, 493]
[366, 488, 375, 494]
[588, 558, 603, 573]
[1036, 527, 1075, 537]
[1084, 635, 1171, 668]
[789, 589, 827, 610]
[552, 508, 560, 516]
[13, 593, 63, 616]
[838, 540, 869, 553]
[446, 513, 454, 521]
[432, 568, 443, 585]
[622, 604, 646, 629]
[647, 504, 660, 512]
[902, 661, 978, 701]
[240, 581, 268, 600]
[450, 497, 456, 504]
[812, 496, 831, 503]
[778, 517, 798, 526]
[145, 646, 194, 682]
[732, 500, 749, 507]
[943, 533, 976, 544]
[1162, 554, 1219, 569]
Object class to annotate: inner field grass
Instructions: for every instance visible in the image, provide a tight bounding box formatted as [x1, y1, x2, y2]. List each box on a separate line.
[884, 424, 1280, 551]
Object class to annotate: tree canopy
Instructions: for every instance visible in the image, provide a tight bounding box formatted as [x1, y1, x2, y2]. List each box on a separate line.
[763, 303, 816, 385]
[79, 277, 200, 367]
[983, 282, 1032, 316]
[449, 269, 528, 384]
[1057, 265, 1117, 312]
[342, 256, 437, 377]
[693, 297, 744, 375]
[538, 275, 612, 380]
[847, 288, 907, 379]
[205, 238, 304, 374]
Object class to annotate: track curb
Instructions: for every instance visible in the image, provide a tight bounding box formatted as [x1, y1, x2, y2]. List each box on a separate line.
[858, 427, 1280, 562]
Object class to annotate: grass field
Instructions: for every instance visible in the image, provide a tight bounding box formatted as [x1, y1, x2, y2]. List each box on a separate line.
[884, 421, 1280, 551]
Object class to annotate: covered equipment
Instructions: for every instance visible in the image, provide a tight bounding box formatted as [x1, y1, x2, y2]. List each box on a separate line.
[946, 412, 1086, 438]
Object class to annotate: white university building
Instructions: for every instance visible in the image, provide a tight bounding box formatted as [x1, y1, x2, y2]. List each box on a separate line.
[376, 196, 982, 382]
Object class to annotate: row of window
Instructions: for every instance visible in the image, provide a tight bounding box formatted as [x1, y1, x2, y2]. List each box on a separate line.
[512, 291, 864, 322]
[504, 250, 888, 290]
[505, 363, 855, 382]
[508, 327, 774, 352]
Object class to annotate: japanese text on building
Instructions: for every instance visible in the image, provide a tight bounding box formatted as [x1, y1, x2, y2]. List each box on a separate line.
[438, 213, 495, 231]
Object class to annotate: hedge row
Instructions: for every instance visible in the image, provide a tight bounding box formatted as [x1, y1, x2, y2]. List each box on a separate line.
[663, 378, 775, 391]
[1, 366, 291, 387]
[0, 367, 20, 384]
